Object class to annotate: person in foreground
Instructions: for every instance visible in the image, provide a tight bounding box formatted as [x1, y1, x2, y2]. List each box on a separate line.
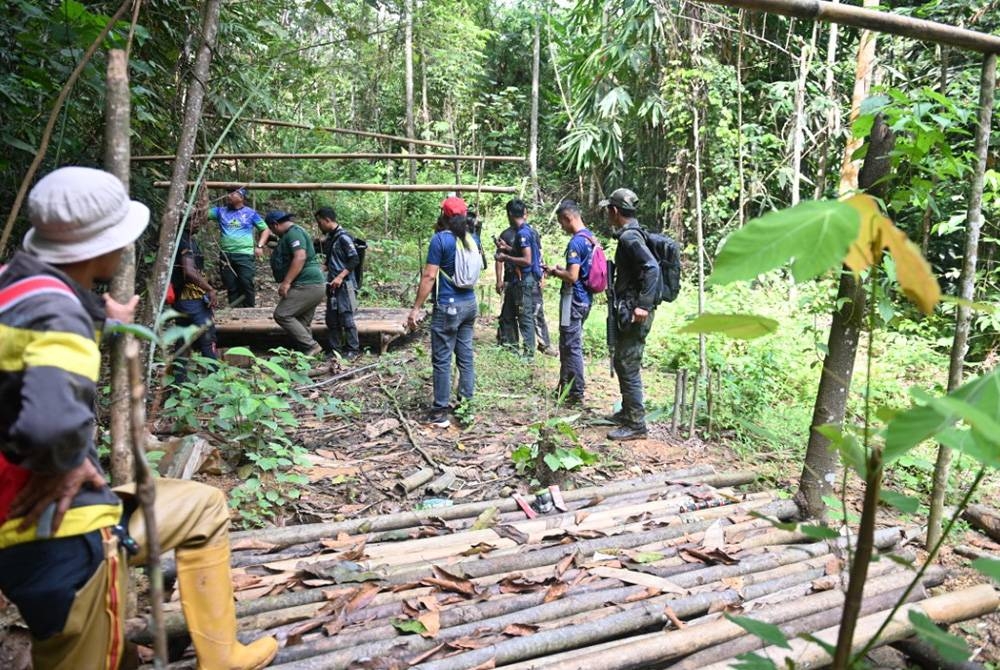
[407, 197, 479, 428]
[602, 188, 660, 441]
[0, 167, 277, 670]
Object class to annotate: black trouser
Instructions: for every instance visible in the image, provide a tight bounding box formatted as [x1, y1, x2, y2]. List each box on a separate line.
[219, 252, 256, 308]
[612, 311, 655, 428]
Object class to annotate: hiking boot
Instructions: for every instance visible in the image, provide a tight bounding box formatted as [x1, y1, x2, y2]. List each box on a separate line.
[344, 350, 362, 361]
[538, 344, 558, 357]
[424, 409, 451, 428]
[607, 424, 648, 441]
[306, 343, 324, 357]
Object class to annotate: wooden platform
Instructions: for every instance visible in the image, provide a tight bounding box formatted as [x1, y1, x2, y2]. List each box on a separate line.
[132, 466, 998, 669]
[213, 307, 424, 353]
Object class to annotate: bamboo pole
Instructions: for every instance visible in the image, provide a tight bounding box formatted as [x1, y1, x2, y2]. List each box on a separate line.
[133, 152, 525, 162]
[698, 0, 1000, 53]
[699, 585, 1000, 670]
[205, 115, 456, 150]
[152, 181, 518, 194]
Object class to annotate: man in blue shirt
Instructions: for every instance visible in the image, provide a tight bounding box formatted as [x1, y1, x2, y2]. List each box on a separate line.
[544, 200, 594, 405]
[207, 187, 270, 308]
[494, 199, 541, 359]
[407, 197, 479, 428]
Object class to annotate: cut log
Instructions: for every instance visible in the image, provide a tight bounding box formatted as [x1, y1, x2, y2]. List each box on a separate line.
[892, 637, 989, 670]
[698, 584, 1000, 670]
[396, 468, 435, 495]
[963, 503, 1000, 543]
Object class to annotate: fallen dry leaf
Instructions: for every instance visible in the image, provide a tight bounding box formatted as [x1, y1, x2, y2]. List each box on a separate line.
[461, 542, 498, 557]
[663, 606, 686, 630]
[543, 582, 568, 603]
[346, 583, 381, 613]
[468, 659, 496, 670]
[230, 538, 279, 551]
[502, 623, 540, 636]
[320, 533, 357, 550]
[231, 574, 262, 591]
[574, 511, 591, 525]
[825, 556, 843, 575]
[421, 566, 477, 597]
[418, 610, 441, 638]
[418, 595, 441, 612]
[811, 576, 838, 592]
[554, 553, 575, 579]
[407, 643, 447, 665]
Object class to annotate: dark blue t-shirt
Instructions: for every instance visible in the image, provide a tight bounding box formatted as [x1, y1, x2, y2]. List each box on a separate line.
[427, 230, 478, 305]
[566, 228, 594, 306]
[515, 223, 542, 281]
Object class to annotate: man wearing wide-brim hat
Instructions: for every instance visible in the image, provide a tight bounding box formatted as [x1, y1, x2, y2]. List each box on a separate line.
[600, 187, 660, 441]
[0, 166, 277, 669]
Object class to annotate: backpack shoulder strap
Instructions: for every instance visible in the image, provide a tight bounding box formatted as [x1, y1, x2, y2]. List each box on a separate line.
[0, 274, 79, 315]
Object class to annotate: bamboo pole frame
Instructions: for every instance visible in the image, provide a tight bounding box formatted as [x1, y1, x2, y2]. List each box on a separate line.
[699, 0, 1000, 53]
[133, 152, 525, 163]
[152, 181, 519, 193]
[205, 115, 456, 150]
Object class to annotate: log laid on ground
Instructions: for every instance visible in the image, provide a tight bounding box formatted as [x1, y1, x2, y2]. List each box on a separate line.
[134, 152, 525, 162]
[698, 584, 1000, 670]
[229, 466, 745, 547]
[962, 504, 1000, 543]
[153, 180, 519, 194]
[505, 561, 935, 670]
[954, 544, 1000, 563]
[892, 637, 989, 670]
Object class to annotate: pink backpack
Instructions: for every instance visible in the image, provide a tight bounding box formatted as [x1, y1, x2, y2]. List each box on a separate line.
[578, 231, 608, 294]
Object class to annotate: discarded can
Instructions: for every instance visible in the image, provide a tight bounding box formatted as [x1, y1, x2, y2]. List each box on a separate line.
[532, 490, 555, 514]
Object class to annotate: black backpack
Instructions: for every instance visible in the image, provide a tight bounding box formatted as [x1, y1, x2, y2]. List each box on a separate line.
[640, 229, 682, 303]
[325, 229, 368, 290]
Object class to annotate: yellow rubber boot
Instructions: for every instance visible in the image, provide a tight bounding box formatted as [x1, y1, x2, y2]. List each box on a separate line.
[176, 542, 278, 670]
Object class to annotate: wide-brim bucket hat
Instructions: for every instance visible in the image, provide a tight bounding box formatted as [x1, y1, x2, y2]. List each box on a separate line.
[24, 166, 150, 264]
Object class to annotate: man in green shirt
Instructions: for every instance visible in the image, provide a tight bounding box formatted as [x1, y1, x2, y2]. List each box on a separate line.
[208, 187, 270, 308]
[264, 211, 325, 355]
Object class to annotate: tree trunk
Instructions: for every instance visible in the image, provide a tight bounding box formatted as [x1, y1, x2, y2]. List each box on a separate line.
[404, 0, 416, 183]
[920, 47, 948, 256]
[145, 0, 222, 324]
[837, 0, 878, 195]
[420, 45, 430, 132]
[528, 2, 541, 203]
[104, 50, 135, 485]
[736, 9, 746, 227]
[814, 1, 841, 200]
[795, 113, 893, 521]
[927, 53, 996, 549]
[790, 23, 818, 206]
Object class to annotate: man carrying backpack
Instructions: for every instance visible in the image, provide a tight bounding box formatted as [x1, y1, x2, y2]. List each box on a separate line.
[601, 188, 660, 441]
[494, 199, 542, 360]
[543, 199, 597, 405]
[315, 206, 361, 361]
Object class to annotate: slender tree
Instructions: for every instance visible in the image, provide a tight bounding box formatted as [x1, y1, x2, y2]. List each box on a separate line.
[528, 1, 541, 203]
[797, 5, 881, 520]
[927, 53, 997, 549]
[105, 49, 135, 485]
[405, 0, 416, 183]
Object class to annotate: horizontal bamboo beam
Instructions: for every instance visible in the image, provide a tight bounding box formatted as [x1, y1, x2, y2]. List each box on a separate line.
[205, 115, 456, 149]
[152, 181, 518, 194]
[133, 152, 525, 163]
[699, 0, 1000, 53]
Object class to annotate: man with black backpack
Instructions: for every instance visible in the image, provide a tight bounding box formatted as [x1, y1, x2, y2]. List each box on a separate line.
[543, 199, 597, 405]
[601, 188, 660, 441]
[316, 206, 361, 361]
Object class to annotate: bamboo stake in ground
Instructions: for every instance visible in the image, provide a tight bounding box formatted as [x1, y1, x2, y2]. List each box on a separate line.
[126, 339, 166, 668]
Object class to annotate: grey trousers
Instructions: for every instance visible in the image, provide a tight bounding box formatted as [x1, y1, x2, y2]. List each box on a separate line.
[558, 295, 591, 399]
[273, 283, 325, 351]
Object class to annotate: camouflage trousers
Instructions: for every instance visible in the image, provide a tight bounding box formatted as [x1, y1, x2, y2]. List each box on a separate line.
[612, 312, 655, 428]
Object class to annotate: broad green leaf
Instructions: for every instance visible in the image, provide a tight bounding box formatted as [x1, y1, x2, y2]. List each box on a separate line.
[731, 652, 779, 670]
[709, 200, 859, 286]
[225, 346, 256, 358]
[971, 558, 1000, 582]
[884, 369, 1000, 463]
[725, 614, 791, 649]
[391, 618, 428, 635]
[816, 424, 866, 478]
[631, 552, 664, 564]
[908, 610, 971, 663]
[919, 393, 1000, 448]
[879, 490, 920, 514]
[678, 313, 779, 340]
[938, 427, 1000, 468]
[799, 524, 840, 540]
[104, 322, 156, 342]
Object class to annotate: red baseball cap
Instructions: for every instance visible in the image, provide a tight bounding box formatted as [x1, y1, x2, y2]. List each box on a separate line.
[441, 196, 468, 217]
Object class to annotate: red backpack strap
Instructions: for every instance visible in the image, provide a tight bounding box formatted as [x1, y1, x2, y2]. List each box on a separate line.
[0, 275, 79, 315]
